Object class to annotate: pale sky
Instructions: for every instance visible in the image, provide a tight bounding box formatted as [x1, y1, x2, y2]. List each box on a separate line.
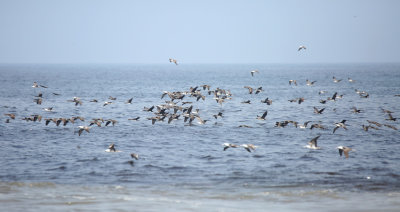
[0, 0, 399, 64]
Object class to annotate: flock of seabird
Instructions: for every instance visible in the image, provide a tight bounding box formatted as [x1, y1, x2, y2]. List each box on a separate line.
[3, 58, 399, 163]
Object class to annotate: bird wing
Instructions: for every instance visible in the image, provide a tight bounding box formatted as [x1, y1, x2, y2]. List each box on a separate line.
[261, 110, 268, 119]
[333, 126, 339, 134]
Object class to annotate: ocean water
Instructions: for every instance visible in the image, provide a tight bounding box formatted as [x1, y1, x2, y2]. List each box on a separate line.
[0, 63, 399, 211]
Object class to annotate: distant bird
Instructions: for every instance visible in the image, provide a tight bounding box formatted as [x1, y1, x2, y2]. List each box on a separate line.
[348, 78, 355, 83]
[143, 106, 155, 112]
[32, 82, 39, 88]
[305, 135, 321, 149]
[4, 113, 16, 119]
[126, 98, 133, 104]
[90, 99, 98, 103]
[128, 117, 140, 121]
[261, 98, 272, 105]
[386, 113, 397, 121]
[255, 87, 263, 94]
[313, 107, 325, 114]
[250, 70, 259, 77]
[52, 92, 60, 96]
[196, 117, 208, 125]
[238, 125, 252, 128]
[108, 143, 116, 152]
[298, 97, 305, 104]
[310, 123, 326, 130]
[256, 110, 268, 120]
[332, 76, 342, 83]
[298, 45, 306, 51]
[213, 112, 223, 119]
[337, 146, 352, 158]
[34, 98, 42, 105]
[289, 80, 297, 86]
[333, 120, 347, 133]
[78, 126, 90, 136]
[319, 99, 327, 104]
[351, 107, 361, 113]
[241, 100, 251, 104]
[44, 107, 53, 112]
[109, 96, 117, 100]
[384, 124, 398, 130]
[306, 79, 316, 86]
[105, 119, 117, 126]
[319, 90, 327, 95]
[298, 121, 311, 129]
[103, 101, 113, 107]
[130, 153, 139, 160]
[244, 86, 253, 94]
[169, 58, 178, 65]
[223, 143, 239, 151]
[367, 120, 382, 127]
[241, 144, 258, 152]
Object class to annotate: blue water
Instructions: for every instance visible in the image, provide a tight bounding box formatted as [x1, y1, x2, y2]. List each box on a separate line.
[0, 63, 399, 211]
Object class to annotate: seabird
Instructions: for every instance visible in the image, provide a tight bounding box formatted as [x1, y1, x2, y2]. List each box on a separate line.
[223, 143, 239, 151]
[105, 119, 117, 126]
[333, 120, 347, 133]
[351, 107, 361, 113]
[169, 58, 178, 65]
[261, 98, 272, 105]
[250, 70, 259, 76]
[255, 87, 263, 94]
[241, 100, 251, 104]
[313, 107, 325, 114]
[289, 80, 297, 86]
[128, 117, 140, 121]
[348, 78, 355, 83]
[244, 86, 253, 94]
[298, 121, 311, 129]
[78, 126, 90, 136]
[126, 98, 133, 104]
[143, 106, 155, 112]
[130, 153, 139, 160]
[298, 45, 306, 51]
[337, 146, 352, 158]
[4, 113, 16, 119]
[241, 144, 258, 152]
[306, 79, 316, 86]
[44, 107, 53, 112]
[332, 76, 342, 83]
[386, 113, 397, 121]
[90, 99, 98, 103]
[213, 112, 223, 119]
[305, 135, 321, 149]
[107, 143, 116, 152]
[384, 124, 398, 130]
[256, 110, 268, 120]
[109, 96, 117, 100]
[103, 101, 113, 107]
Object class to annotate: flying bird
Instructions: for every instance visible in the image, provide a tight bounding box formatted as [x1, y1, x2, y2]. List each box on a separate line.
[169, 58, 178, 65]
[305, 135, 321, 149]
[337, 146, 352, 158]
[250, 70, 259, 77]
[298, 45, 306, 51]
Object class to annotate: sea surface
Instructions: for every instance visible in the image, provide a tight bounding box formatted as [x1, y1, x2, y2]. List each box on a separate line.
[0, 63, 399, 211]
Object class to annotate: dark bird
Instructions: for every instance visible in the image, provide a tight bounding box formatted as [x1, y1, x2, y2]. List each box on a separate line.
[333, 120, 347, 133]
[126, 98, 133, 104]
[130, 153, 139, 160]
[103, 101, 113, 107]
[384, 124, 398, 130]
[313, 107, 325, 114]
[109, 96, 117, 100]
[261, 98, 272, 105]
[105, 119, 117, 126]
[305, 135, 321, 149]
[386, 113, 397, 121]
[332, 76, 342, 83]
[108, 143, 116, 152]
[289, 80, 297, 86]
[213, 112, 223, 119]
[256, 110, 268, 120]
[241, 100, 251, 104]
[351, 107, 361, 113]
[128, 117, 140, 121]
[306, 79, 316, 86]
[255, 87, 263, 94]
[337, 146, 352, 158]
[143, 106, 155, 112]
[298, 45, 306, 51]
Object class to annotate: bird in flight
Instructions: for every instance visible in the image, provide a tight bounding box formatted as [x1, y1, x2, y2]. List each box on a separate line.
[298, 45, 307, 51]
[169, 58, 178, 65]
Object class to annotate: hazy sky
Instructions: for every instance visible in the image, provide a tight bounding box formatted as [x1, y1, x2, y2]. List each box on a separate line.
[0, 0, 399, 64]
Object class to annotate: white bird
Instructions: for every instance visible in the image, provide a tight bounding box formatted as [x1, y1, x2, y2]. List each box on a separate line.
[250, 70, 259, 77]
[78, 126, 90, 136]
[241, 144, 258, 152]
[222, 143, 239, 151]
[169, 58, 178, 65]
